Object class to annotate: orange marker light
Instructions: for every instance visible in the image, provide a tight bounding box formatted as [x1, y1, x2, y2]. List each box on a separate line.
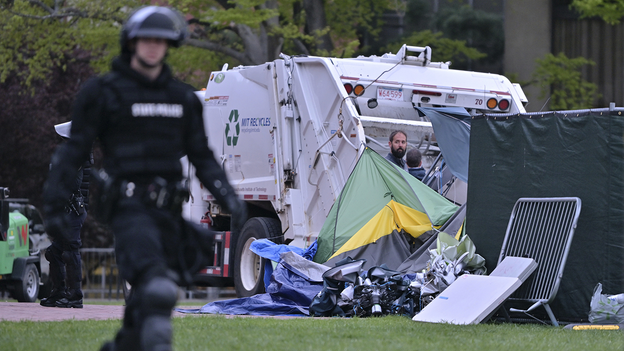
[353, 84, 365, 96]
[487, 98, 498, 109]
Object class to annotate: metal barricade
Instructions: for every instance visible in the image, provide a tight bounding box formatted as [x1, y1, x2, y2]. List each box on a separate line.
[80, 248, 124, 300]
[79, 247, 229, 301]
[497, 197, 582, 326]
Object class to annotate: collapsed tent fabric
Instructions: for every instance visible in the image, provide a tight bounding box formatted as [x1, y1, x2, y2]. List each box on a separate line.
[313, 147, 459, 270]
[467, 108, 624, 322]
[396, 203, 467, 274]
[415, 107, 471, 183]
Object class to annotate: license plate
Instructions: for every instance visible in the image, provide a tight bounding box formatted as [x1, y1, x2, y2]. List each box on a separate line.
[377, 87, 403, 101]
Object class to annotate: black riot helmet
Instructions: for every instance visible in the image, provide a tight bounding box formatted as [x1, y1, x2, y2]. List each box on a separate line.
[120, 6, 188, 53]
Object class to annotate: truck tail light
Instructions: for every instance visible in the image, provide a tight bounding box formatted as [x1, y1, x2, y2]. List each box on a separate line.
[498, 99, 510, 110]
[344, 83, 353, 95]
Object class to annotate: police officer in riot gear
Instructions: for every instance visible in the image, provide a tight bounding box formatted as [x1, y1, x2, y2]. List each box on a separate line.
[42, 6, 246, 351]
[40, 122, 91, 308]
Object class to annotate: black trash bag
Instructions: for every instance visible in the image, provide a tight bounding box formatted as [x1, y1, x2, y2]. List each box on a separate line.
[367, 264, 401, 283]
[309, 257, 365, 317]
[353, 264, 416, 318]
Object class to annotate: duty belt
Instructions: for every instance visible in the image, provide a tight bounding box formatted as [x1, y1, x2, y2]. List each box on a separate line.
[65, 192, 85, 216]
[120, 177, 189, 211]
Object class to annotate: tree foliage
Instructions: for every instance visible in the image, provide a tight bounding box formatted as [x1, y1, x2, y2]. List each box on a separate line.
[532, 52, 600, 110]
[0, 48, 114, 247]
[433, 5, 504, 65]
[1, 0, 399, 86]
[383, 30, 486, 67]
[0, 0, 135, 89]
[571, 0, 624, 25]
[172, 0, 396, 66]
[392, 3, 501, 71]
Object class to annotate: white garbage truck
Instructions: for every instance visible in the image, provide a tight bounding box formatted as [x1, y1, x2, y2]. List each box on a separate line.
[182, 44, 528, 297]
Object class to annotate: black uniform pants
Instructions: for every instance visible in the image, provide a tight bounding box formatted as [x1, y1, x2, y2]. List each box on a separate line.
[48, 210, 87, 290]
[110, 196, 183, 350]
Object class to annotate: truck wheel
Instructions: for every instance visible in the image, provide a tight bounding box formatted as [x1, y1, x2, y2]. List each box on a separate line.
[13, 263, 40, 302]
[234, 217, 281, 298]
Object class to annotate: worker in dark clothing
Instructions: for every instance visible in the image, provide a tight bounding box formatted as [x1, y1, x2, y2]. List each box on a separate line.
[42, 6, 246, 351]
[40, 122, 90, 308]
[384, 130, 408, 170]
[406, 148, 426, 181]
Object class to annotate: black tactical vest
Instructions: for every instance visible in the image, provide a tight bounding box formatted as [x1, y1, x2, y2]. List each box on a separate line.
[97, 71, 195, 182]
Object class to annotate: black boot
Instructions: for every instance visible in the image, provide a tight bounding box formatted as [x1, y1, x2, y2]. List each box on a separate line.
[56, 250, 83, 308]
[40, 288, 67, 307]
[40, 245, 67, 307]
[56, 288, 83, 308]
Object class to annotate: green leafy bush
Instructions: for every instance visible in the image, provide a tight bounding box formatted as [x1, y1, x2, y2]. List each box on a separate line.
[533, 52, 600, 110]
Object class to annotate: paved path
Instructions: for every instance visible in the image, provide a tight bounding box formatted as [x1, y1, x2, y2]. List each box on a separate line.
[0, 302, 202, 322]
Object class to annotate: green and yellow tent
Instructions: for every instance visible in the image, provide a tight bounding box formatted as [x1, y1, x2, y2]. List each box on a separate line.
[313, 147, 459, 270]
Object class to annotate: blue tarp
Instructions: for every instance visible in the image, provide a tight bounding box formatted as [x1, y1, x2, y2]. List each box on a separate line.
[176, 243, 329, 316]
[250, 239, 307, 261]
[250, 239, 317, 290]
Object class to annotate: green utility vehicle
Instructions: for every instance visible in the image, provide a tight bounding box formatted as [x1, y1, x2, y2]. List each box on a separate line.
[0, 187, 46, 302]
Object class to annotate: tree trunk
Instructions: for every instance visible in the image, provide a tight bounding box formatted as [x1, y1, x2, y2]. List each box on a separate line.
[238, 24, 269, 64]
[303, 0, 333, 52]
[261, 0, 283, 61]
[238, 1, 281, 65]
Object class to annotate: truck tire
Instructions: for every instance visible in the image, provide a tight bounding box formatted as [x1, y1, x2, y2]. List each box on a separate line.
[234, 217, 281, 297]
[13, 263, 40, 302]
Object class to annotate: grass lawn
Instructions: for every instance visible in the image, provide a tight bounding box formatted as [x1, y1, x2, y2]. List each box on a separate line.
[1, 314, 622, 351]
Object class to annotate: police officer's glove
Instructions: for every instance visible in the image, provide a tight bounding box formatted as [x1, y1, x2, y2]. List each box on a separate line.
[44, 209, 70, 242]
[180, 220, 215, 285]
[226, 197, 247, 235]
